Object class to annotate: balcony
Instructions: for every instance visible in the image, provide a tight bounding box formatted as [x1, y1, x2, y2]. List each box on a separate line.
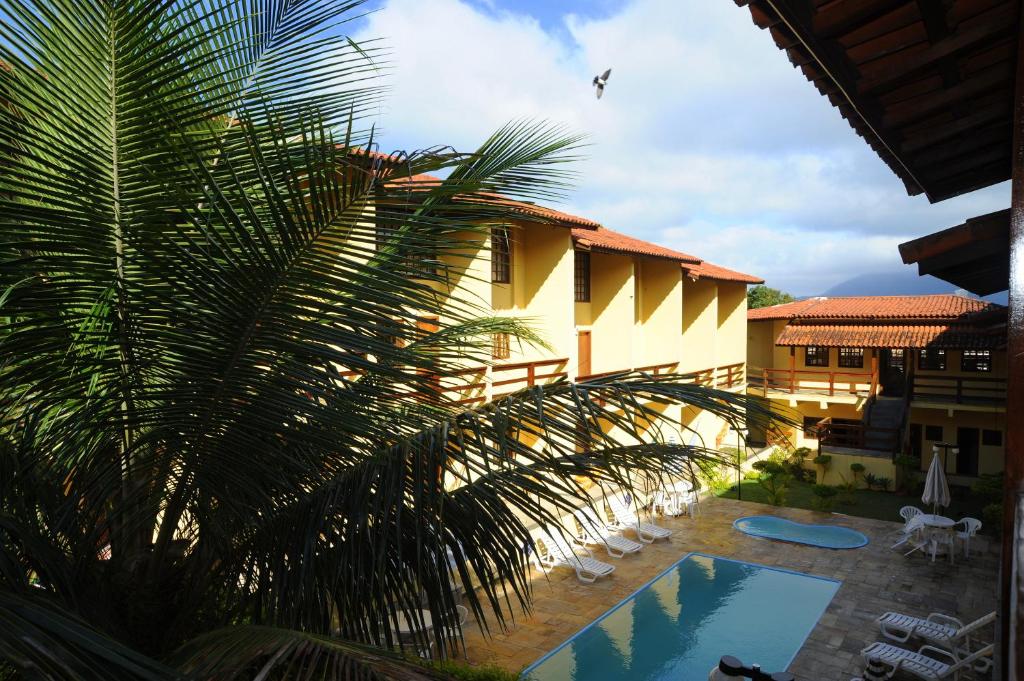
[748, 367, 878, 401]
[910, 375, 1006, 409]
[815, 417, 900, 457]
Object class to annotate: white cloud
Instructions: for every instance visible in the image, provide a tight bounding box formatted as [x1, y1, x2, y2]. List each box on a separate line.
[352, 0, 1010, 295]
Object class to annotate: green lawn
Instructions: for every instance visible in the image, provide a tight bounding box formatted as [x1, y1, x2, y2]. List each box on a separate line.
[716, 479, 986, 524]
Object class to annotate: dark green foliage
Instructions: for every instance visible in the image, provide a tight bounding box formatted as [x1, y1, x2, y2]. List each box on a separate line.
[810, 485, 838, 511]
[751, 459, 791, 506]
[747, 285, 795, 309]
[0, 0, 792, 676]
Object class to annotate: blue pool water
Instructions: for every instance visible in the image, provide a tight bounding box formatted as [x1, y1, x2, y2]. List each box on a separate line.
[523, 553, 839, 681]
[733, 516, 869, 549]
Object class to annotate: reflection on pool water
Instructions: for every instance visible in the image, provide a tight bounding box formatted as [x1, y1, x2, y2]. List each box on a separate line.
[522, 553, 839, 681]
[733, 515, 869, 549]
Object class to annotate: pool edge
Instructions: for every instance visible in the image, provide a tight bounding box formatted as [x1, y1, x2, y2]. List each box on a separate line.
[519, 551, 842, 679]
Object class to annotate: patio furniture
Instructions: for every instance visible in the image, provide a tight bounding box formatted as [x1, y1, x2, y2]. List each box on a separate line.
[530, 532, 616, 584]
[653, 481, 700, 517]
[904, 515, 956, 563]
[891, 513, 924, 550]
[861, 641, 993, 680]
[607, 493, 672, 543]
[573, 506, 644, 558]
[955, 518, 982, 558]
[877, 610, 995, 657]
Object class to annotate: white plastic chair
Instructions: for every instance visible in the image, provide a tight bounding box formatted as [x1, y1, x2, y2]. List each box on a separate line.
[573, 506, 643, 558]
[955, 517, 982, 557]
[607, 493, 672, 543]
[861, 641, 993, 680]
[892, 507, 924, 550]
[530, 532, 615, 584]
[877, 610, 995, 660]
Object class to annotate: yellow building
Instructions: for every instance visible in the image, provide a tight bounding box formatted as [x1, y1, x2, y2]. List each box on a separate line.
[382, 172, 763, 453]
[747, 294, 1008, 486]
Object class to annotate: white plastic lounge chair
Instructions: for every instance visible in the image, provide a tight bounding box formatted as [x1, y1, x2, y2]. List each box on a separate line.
[897, 509, 929, 548]
[530, 532, 615, 584]
[607, 493, 672, 543]
[877, 610, 995, 657]
[955, 517, 982, 557]
[573, 506, 643, 558]
[861, 641, 993, 680]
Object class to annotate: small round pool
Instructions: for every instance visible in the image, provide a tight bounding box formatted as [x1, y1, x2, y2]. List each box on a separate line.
[733, 515, 868, 550]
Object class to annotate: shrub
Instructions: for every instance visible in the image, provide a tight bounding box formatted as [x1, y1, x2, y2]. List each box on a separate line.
[743, 470, 760, 481]
[836, 473, 858, 505]
[811, 484, 838, 511]
[752, 459, 792, 506]
[875, 476, 891, 492]
[982, 503, 1002, 538]
[792, 446, 813, 460]
[426, 660, 521, 681]
[812, 454, 832, 483]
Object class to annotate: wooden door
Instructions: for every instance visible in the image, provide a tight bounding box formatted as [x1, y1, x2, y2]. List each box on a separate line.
[956, 427, 980, 476]
[577, 330, 591, 378]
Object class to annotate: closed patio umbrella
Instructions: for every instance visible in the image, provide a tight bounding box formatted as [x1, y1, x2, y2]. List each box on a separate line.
[922, 450, 951, 515]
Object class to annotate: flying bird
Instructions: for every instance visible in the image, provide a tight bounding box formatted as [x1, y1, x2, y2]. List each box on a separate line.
[592, 68, 611, 99]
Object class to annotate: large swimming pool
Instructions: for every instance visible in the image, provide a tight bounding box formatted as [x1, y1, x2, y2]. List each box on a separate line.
[523, 553, 839, 681]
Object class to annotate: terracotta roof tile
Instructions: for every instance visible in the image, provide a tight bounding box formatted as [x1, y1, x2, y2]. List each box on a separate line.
[748, 294, 999, 321]
[775, 324, 1005, 350]
[683, 260, 763, 284]
[385, 173, 602, 228]
[571, 227, 701, 264]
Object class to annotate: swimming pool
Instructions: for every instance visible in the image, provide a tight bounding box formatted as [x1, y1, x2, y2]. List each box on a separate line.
[523, 553, 839, 681]
[733, 515, 869, 549]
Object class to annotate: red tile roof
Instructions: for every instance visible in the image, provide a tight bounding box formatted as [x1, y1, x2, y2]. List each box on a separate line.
[775, 324, 1005, 350]
[683, 260, 763, 284]
[748, 294, 999, 322]
[384, 173, 602, 228]
[572, 227, 701, 264]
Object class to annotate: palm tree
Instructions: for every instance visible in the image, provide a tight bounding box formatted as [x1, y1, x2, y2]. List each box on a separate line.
[0, 0, 783, 677]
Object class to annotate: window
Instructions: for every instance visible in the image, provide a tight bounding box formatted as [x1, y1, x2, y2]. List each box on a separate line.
[492, 332, 510, 360]
[838, 347, 864, 369]
[802, 416, 821, 439]
[491, 227, 510, 283]
[805, 346, 828, 367]
[982, 429, 1003, 446]
[918, 348, 946, 371]
[924, 425, 943, 441]
[574, 251, 591, 302]
[889, 348, 904, 372]
[961, 349, 992, 372]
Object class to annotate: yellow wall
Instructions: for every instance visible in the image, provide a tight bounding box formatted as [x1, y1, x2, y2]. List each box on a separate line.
[908, 407, 1007, 478]
[636, 259, 683, 366]
[680, 278, 718, 373]
[716, 282, 747, 368]
[587, 251, 635, 376]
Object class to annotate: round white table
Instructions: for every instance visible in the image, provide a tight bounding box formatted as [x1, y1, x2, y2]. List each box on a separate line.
[917, 514, 956, 562]
[919, 513, 955, 528]
[395, 610, 433, 635]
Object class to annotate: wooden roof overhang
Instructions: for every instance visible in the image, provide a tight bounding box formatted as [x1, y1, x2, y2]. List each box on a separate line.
[734, 0, 1021, 202]
[898, 208, 1010, 295]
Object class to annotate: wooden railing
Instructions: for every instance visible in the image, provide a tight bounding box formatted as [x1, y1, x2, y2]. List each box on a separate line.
[749, 367, 877, 397]
[491, 357, 569, 398]
[714, 362, 745, 389]
[910, 375, 1007, 406]
[442, 367, 488, 406]
[816, 417, 900, 454]
[578, 361, 679, 382]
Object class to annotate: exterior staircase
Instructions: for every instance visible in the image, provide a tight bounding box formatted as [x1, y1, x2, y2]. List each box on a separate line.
[863, 396, 906, 452]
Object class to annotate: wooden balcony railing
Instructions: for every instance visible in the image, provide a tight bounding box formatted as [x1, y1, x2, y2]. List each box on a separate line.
[578, 361, 679, 382]
[714, 362, 745, 389]
[492, 357, 569, 398]
[749, 367, 877, 398]
[816, 417, 900, 455]
[910, 375, 1007, 406]
[442, 367, 488, 406]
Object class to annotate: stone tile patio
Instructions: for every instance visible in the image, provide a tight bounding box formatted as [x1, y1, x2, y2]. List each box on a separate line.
[458, 497, 998, 680]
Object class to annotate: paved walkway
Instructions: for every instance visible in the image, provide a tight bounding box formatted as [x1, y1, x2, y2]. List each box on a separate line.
[459, 497, 998, 680]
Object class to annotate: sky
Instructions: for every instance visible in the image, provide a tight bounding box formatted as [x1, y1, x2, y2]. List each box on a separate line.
[347, 0, 1010, 297]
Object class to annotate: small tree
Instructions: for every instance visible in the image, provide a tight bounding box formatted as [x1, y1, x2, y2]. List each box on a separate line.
[811, 485, 839, 511]
[751, 460, 792, 506]
[812, 454, 832, 484]
[747, 285, 796, 309]
[849, 462, 866, 488]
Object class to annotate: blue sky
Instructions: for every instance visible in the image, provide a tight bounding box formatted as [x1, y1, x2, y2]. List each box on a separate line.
[348, 0, 1009, 296]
